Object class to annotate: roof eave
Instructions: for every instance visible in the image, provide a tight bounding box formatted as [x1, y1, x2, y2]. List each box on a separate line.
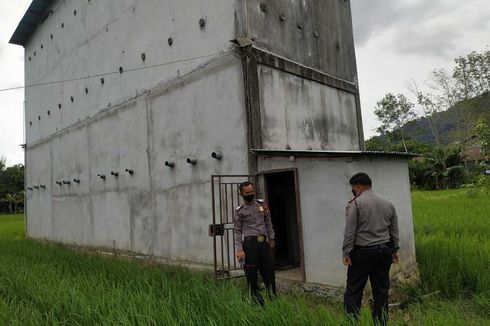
[9, 0, 54, 47]
[251, 149, 420, 159]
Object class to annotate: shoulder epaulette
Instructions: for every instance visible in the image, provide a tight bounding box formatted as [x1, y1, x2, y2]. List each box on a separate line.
[256, 199, 265, 203]
[235, 205, 244, 211]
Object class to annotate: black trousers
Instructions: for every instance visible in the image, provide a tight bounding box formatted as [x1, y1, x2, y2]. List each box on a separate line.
[242, 238, 276, 305]
[344, 245, 393, 326]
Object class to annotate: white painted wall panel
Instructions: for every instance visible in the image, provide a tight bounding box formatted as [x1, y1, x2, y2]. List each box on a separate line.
[258, 157, 416, 286]
[258, 65, 360, 151]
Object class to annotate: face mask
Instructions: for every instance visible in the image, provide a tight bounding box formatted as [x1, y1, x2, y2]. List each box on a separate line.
[243, 194, 255, 202]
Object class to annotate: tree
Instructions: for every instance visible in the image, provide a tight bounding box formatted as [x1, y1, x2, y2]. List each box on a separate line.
[0, 164, 24, 200]
[453, 50, 490, 99]
[374, 93, 416, 153]
[407, 79, 447, 145]
[13, 192, 24, 214]
[426, 147, 463, 190]
[452, 50, 490, 146]
[0, 156, 6, 171]
[4, 193, 15, 215]
[474, 116, 490, 160]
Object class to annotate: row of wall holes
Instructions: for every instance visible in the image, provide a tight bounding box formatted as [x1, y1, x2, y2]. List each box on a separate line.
[28, 65, 137, 126]
[27, 152, 223, 190]
[259, 2, 337, 41]
[27, 13, 208, 62]
[27, 10, 208, 126]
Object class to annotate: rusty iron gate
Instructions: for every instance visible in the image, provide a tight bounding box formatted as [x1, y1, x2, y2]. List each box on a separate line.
[209, 175, 256, 280]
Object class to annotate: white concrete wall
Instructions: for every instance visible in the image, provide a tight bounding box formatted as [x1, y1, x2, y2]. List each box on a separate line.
[258, 65, 360, 151]
[24, 0, 245, 144]
[23, 0, 250, 264]
[258, 156, 416, 286]
[25, 142, 52, 239]
[25, 56, 249, 264]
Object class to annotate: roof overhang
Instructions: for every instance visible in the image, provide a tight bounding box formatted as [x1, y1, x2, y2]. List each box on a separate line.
[9, 0, 54, 47]
[251, 149, 420, 160]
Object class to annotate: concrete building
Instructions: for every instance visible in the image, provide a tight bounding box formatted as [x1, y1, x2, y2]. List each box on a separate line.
[11, 0, 417, 287]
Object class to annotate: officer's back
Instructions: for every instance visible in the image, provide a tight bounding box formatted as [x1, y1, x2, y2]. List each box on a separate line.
[352, 190, 398, 247]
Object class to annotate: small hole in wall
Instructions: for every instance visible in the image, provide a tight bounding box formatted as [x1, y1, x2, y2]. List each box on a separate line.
[50, 34, 53, 40]
[100, 77, 105, 85]
[33, 51, 36, 56]
[70, 96, 74, 102]
[40, 44, 43, 49]
[199, 18, 206, 29]
[61, 22, 64, 28]
[85, 88, 88, 94]
[73, 10, 77, 16]
[58, 103, 62, 109]
[47, 110, 50, 115]
[38, 116, 41, 121]
[28, 57, 31, 61]
[168, 37, 173, 46]
[141, 53, 146, 61]
[119, 66, 124, 74]
[29, 121, 32, 126]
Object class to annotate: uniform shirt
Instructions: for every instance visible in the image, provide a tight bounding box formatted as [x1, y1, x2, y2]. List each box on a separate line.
[342, 190, 400, 258]
[234, 199, 275, 252]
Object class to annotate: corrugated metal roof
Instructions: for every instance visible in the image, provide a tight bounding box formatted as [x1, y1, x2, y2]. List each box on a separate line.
[9, 0, 54, 46]
[251, 149, 420, 159]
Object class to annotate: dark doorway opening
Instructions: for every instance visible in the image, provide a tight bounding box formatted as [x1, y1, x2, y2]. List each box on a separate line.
[265, 171, 301, 272]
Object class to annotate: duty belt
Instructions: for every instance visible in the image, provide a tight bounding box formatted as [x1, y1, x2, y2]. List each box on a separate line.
[244, 235, 266, 243]
[355, 241, 391, 249]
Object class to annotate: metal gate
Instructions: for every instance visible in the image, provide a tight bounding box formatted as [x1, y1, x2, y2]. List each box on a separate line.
[209, 175, 255, 280]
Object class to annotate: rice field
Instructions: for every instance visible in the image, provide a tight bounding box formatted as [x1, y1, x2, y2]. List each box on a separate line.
[0, 188, 488, 325]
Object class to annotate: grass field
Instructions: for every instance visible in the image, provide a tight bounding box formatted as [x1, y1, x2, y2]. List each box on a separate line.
[0, 189, 488, 325]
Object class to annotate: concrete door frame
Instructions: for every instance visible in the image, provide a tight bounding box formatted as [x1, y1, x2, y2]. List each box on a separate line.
[256, 167, 306, 282]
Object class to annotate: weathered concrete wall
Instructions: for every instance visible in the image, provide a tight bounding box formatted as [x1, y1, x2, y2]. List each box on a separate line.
[257, 156, 416, 286]
[25, 142, 52, 239]
[246, 0, 358, 82]
[25, 56, 249, 264]
[147, 58, 249, 262]
[23, 0, 250, 264]
[258, 65, 360, 151]
[24, 0, 246, 144]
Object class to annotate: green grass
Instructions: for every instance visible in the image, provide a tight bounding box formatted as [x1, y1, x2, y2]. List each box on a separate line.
[0, 190, 489, 325]
[412, 189, 490, 318]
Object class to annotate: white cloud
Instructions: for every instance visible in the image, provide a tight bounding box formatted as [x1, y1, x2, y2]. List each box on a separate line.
[351, 0, 490, 139]
[0, 0, 31, 166]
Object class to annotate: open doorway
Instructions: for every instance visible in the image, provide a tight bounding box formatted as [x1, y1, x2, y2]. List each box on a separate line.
[264, 170, 303, 281]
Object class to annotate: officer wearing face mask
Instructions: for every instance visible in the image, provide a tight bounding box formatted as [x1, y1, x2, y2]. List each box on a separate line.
[234, 181, 276, 305]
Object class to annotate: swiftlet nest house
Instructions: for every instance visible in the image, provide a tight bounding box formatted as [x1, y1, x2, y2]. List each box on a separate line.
[11, 0, 417, 288]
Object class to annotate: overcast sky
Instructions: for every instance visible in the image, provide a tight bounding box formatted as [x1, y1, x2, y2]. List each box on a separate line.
[0, 0, 489, 166]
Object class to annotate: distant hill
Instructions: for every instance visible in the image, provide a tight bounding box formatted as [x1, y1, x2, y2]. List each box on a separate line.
[368, 91, 490, 146]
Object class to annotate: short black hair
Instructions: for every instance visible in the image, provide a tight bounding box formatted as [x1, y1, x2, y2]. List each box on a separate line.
[239, 181, 254, 192]
[349, 172, 372, 186]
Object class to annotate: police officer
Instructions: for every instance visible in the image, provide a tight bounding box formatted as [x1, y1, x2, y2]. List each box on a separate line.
[234, 181, 276, 305]
[342, 172, 400, 326]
